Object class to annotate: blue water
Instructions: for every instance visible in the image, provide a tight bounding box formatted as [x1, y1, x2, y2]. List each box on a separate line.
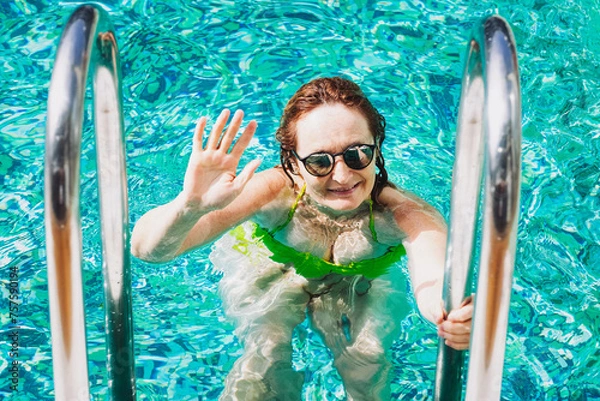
[1, 0, 598, 400]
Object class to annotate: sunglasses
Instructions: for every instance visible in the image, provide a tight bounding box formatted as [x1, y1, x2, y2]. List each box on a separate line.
[292, 144, 376, 177]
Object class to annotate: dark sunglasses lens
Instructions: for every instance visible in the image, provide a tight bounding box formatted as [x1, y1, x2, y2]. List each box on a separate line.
[304, 154, 333, 176]
[344, 145, 374, 169]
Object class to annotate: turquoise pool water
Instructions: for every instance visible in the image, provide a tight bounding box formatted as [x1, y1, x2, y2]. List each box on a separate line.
[1, 0, 598, 400]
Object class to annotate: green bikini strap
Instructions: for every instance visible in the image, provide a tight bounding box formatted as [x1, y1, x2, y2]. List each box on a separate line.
[271, 183, 306, 234]
[272, 184, 379, 243]
[368, 198, 379, 243]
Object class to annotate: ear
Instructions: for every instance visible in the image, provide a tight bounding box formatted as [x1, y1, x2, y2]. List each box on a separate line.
[282, 153, 300, 175]
[288, 158, 300, 175]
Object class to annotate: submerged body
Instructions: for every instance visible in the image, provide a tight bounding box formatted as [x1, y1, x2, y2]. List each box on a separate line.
[211, 179, 434, 400]
[131, 77, 472, 400]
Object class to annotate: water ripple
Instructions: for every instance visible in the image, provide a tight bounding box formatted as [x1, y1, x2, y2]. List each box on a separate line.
[1, 0, 599, 399]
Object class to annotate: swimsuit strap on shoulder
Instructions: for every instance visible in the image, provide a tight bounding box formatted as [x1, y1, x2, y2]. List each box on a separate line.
[271, 183, 306, 234]
[368, 198, 379, 243]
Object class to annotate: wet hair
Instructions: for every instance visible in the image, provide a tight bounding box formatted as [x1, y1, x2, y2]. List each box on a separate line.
[276, 76, 391, 205]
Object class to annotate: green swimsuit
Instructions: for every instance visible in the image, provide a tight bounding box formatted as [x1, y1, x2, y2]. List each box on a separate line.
[230, 186, 406, 279]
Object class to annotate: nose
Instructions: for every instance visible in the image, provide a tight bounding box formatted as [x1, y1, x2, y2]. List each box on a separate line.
[330, 155, 352, 182]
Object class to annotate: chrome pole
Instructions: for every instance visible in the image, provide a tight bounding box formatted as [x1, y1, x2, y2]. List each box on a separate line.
[433, 15, 521, 401]
[45, 5, 136, 400]
[433, 35, 484, 401]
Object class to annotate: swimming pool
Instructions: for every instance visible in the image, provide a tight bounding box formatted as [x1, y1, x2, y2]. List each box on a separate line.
[1, 0, 598, 399]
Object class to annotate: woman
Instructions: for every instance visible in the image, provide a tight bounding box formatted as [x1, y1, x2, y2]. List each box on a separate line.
[131, 77, 472, 400]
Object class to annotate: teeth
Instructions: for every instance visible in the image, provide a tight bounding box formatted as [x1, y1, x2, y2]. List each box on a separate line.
[330, 182, 359, 192]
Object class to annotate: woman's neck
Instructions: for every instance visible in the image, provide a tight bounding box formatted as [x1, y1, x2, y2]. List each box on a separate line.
[301, 191, 372, 221]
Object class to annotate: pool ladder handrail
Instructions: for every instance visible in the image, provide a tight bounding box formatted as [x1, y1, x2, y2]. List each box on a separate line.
[44, 5, 136, 401]
[433, 15, 521, 401]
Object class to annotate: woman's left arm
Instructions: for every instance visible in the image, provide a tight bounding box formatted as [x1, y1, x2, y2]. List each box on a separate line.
[380, 187, 473, 350]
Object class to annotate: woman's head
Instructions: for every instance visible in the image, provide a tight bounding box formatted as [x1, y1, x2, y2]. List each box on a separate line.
[276, 77, 390, 207]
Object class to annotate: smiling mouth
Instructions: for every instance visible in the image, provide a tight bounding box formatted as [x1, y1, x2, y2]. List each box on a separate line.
[329, 182, 360, 195]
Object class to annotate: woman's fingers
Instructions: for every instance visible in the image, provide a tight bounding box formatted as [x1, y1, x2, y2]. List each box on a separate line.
[432, 300, 446, 325]
[193, 116, 207, 150]
[447, 302, 474, 323]
[233, 159, 261, 191]
[219, 109, 244, 152]
[439, 307, 472, 338]
[438, 300, 474, 351]
[439, 320, 471, 336]
[441, 334, 470, 350]
[199, 109, 255, 157]
[206, 109, 231, 150]
[230, 119, 257, 159]
[438, 320, 471, 350]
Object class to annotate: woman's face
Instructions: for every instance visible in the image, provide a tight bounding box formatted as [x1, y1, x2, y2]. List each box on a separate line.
[294, 103, 376, 213]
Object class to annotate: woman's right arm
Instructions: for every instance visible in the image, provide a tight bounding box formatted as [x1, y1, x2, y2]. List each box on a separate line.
[130, 109, 286, 263]
[131, 169, 287, 263]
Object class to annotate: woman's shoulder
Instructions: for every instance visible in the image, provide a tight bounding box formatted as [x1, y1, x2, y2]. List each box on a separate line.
[250, 167, 298, 228]
[377, 185, 435, 211]
[251, 166, 289, 192]
[377, 185, 447, 240]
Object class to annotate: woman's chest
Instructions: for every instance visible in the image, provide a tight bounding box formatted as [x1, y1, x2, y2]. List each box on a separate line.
[274, 206, 391, 264]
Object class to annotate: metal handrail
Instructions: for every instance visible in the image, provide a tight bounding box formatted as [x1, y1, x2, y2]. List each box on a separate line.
[433, 15, 521, 401]
[44, 5, 136, 400]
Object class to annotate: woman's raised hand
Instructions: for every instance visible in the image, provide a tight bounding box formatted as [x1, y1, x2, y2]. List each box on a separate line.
[181, 109, 261, 212]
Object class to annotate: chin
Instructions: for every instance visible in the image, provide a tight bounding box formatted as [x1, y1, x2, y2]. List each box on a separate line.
[308, 181, 374, 213]
[321, 193, 368, 212]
